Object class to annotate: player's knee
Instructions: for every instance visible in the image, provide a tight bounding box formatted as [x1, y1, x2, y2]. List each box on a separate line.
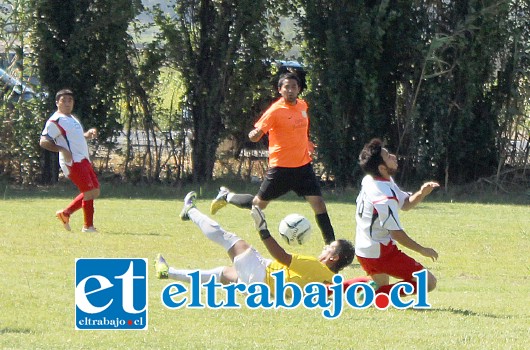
[84, 188, 100, 200]
[427, 273, 437, 292]
[220, 267, 237, 284]
[253, 197, 268, 209]
[308, 196, 326, 213]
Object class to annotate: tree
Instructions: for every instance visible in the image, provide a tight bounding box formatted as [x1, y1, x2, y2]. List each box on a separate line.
[292, 0, 425, 185]
[292, 0, 527, 189]
[410, 1, 512, 186]
[33, 0, 143, 183]
[0, 0, 44, 184]
[153, 0, 278, 183]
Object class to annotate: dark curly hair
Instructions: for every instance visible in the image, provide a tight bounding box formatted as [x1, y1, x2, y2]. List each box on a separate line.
[358, 138, 385, 177]
[278, 72, 302, 91]
[331, 239, 355, 272]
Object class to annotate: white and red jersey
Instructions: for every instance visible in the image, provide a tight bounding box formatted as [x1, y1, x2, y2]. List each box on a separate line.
[355, 175, 411, 258]
[41, 112, 90, 175]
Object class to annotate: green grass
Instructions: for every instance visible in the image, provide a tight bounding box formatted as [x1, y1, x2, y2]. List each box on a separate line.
[0, 183, 529, 349]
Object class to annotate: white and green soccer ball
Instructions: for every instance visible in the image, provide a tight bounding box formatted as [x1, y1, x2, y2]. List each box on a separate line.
[278, 213, 312, 245]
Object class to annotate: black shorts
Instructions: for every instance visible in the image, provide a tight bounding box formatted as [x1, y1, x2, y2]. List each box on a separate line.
[257, 163, 322, 201]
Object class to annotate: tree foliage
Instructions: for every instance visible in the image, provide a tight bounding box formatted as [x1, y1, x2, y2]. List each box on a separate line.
[32, 0, 143, 183]
[1, 0, 527, 190]
[0, 0, 44, 184]
[291, 0, 529, 188]
[152, 0, 280, 183]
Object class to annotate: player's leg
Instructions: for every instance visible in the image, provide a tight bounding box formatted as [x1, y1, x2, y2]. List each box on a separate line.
[69, 159, 100, 231]
[210, 186, 254, 214]
[63, 193, 84, 215]
[370, 273, 390, 290]
[305, 195, 335, 244]
[293, 164, 336, 244]
[253, 167, 290, 210]
[154, 253, 235, 284]
[359, 244, 436, 295]
[379, 245, 437, 293]
[181, 192, 252, 261]
[328, 276, 376, 296]
[56, 193, 83, 231]
[60, 159, 99, 232]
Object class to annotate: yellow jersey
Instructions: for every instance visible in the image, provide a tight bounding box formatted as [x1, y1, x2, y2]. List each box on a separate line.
[265, 254, 334, 295]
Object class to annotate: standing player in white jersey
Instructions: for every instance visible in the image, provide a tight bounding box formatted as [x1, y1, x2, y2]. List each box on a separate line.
[353, 138, 439, 296]
[40, 89, 100, 232]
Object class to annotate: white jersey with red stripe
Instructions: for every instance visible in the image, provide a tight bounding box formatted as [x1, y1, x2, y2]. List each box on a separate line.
[41, 112, 90, 175]
[355, 175, 411, 258]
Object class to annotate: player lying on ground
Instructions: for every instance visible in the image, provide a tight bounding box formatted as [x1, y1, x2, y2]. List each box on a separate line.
[155, 192, 355, 295]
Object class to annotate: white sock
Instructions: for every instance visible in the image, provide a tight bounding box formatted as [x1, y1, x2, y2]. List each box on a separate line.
[168, 266, 224, 283]
[188, 208, 241, 251]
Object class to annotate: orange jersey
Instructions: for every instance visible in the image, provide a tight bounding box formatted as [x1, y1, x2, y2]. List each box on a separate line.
[255, 97, 312, 168]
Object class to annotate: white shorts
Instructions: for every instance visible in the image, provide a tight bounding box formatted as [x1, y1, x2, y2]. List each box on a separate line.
[233, 247, 272, 285]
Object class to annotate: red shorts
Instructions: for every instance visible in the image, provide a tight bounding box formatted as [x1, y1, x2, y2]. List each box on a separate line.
[356, 243, 424, 280]
[68, 159, 100, 193]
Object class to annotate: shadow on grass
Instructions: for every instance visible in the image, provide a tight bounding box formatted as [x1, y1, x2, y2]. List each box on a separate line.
[414, 306, 518, 319]
[0, 327, 33, 334]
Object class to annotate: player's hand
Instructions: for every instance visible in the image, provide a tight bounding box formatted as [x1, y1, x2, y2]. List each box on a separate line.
[85, 128, 98, 140]
[419, 182, 440, 197]
[420, 247, 438, 262]
[248, 128, 263, 142]
[250, 206, 268, 231]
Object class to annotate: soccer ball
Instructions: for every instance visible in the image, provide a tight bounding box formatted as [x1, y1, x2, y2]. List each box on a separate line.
[278, 214, 312, 245]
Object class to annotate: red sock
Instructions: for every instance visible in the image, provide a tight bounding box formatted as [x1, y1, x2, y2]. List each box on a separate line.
[64, 193, 84, 215]
[82, 199, 94, 227]
[376, 281, 418, 296]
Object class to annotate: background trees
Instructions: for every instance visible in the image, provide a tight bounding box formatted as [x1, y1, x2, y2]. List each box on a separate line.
[292, 0, 528, 189]
[33, 0, 143, 183]
[0, 0, 527, 190]
[152, 0, 281, 183]
[0, 0, 43, 185]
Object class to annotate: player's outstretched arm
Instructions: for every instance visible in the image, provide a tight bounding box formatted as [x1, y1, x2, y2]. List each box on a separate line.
[402, 181, 440, 211]
[390, 229, 438, 262]
[251, 206, 292, 266]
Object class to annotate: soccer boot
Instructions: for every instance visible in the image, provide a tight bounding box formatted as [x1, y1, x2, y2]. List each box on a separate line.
[154, 254, 169, 279]
[210, 186, 230, 215]
[56, 210, 71, 231]
[180, 191, 197, 221]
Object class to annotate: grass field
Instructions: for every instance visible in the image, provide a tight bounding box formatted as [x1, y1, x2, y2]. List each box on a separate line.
[0, 183, 529, 349]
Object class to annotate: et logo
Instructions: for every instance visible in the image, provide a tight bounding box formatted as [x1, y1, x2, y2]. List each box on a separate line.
[75, 258, 148, 330]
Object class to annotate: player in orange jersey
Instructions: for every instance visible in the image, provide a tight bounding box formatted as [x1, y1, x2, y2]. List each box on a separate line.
[211, 72, 336, 244]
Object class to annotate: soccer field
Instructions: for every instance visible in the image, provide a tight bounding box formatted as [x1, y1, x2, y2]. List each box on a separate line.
[0, 186, 528, 349]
